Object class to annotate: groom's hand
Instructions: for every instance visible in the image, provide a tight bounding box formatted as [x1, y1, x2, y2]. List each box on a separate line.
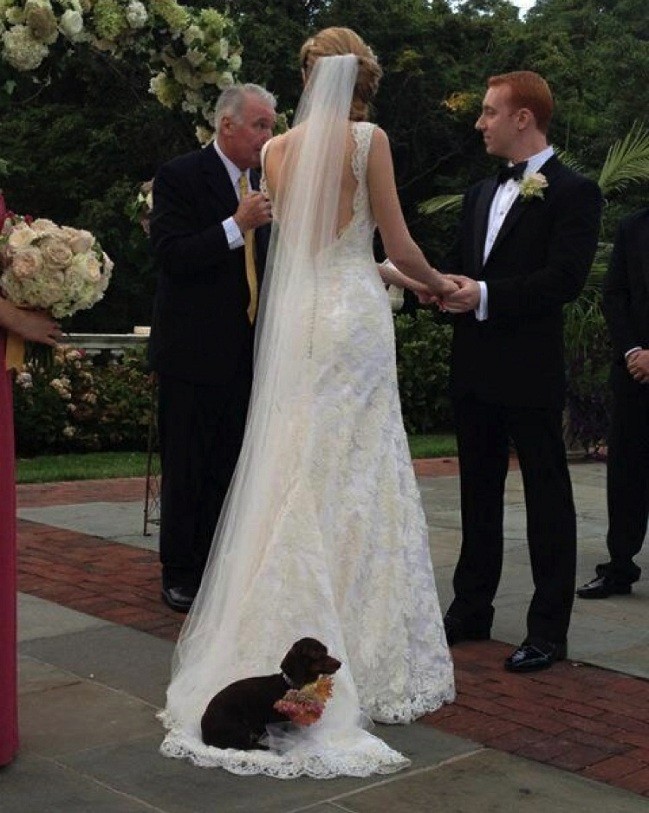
[627, 349, 649, 384]
[441, 275, 480, 313]
[234, 192, 273, 232]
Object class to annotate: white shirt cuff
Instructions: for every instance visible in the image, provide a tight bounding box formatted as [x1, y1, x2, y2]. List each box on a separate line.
[475, 281, 488, 321]
[625, 346, 642, 358]
[223, 216, 244, 250]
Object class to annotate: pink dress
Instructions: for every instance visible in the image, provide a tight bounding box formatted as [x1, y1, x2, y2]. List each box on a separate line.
[0, 330, 18, 765]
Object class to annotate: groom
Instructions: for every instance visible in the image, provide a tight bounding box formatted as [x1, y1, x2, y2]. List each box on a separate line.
[441, 71, 602, 671]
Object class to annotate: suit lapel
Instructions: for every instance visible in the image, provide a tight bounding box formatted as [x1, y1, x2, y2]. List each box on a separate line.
[200, 145, 239, 211]
[474, 178, 498, 273]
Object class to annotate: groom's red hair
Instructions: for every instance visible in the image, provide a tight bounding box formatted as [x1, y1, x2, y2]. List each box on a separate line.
[488, 71, 554, 134]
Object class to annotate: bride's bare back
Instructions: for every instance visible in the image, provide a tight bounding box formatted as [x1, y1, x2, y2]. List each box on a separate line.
[263, 124, 453, 297]
[263, 126, 359, 238]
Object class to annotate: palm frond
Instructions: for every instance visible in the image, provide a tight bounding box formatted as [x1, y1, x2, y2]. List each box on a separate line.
[555, 150, 584, 173]
[598, 120, 649, 196]
[418, 194, 463, 216]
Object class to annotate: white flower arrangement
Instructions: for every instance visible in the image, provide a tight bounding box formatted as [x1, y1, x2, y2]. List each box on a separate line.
[0, 1, 243, 136]
[0, 211, 113, 319]
[519, 172, 548, 202]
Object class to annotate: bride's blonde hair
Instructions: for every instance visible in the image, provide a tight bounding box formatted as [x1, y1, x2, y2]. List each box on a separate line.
[299, 27, 382, 122]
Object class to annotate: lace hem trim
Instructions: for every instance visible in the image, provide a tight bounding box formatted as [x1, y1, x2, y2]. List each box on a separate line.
[365, 685, 456, 724]
[158, 685, 454, 778]
[158, 712, 410, 778]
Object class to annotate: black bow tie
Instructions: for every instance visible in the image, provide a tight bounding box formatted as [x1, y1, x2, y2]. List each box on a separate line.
[496, 161, 527, 185]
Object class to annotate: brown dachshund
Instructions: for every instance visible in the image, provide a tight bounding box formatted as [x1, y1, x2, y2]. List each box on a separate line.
[201, 637, 341, 750]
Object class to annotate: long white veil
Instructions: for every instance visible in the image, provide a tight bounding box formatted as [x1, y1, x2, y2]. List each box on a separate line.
[160, 55, 411, 776]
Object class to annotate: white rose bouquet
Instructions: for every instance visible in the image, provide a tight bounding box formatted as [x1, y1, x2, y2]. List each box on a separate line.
[0, 198, 113, 367]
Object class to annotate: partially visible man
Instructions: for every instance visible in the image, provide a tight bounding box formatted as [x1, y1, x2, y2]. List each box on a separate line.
[149, 84, 276, 612]
[440, 71, 602, 671]
[577, 209, 649, 599]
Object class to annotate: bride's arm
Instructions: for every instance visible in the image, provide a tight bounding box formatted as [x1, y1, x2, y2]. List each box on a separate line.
[367, 128, 456, 298]
[377, 259, 429, 294]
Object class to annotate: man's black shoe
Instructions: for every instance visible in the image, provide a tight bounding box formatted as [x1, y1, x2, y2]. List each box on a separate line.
[443, 614, 491, 647]
[161, 585, 195, 613]
[505, 640, 567, 673]
[576, 575, 632, 599]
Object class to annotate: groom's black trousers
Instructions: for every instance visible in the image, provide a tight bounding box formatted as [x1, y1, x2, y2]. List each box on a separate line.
[157, 363, 252, 592]
[449, 395, 576, 644]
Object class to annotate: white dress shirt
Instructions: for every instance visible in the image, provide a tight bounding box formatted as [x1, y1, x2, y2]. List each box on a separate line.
[475, 145, 555, 321]
[213, 141, 248, 250]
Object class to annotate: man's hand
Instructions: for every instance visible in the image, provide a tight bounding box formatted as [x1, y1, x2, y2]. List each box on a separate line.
[439, 275, 481, 313]
[627, 349, 649, 383]
[234, 192, 272, 232]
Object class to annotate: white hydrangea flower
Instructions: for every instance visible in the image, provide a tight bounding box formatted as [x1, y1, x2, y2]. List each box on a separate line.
[185, 47, 204, 68]
[183, 23, 203, 46]
[59, 9, 84, 41]
[5, 6, 26, 25]
[126, 0, 147, 29]
[15, 371, 33, 389]
[195, 125, 213, 145]
[216, 70, 234, 90]
[2, 24, 49, 70]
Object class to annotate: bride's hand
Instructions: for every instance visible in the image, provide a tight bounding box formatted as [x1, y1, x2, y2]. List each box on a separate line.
[424, 272, 459, 302]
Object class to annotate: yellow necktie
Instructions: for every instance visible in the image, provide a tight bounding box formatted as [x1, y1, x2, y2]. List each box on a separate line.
[237, 173, 258, 324]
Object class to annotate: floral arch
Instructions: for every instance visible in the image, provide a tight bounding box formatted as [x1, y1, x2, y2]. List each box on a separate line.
[0, 0, 242, 142]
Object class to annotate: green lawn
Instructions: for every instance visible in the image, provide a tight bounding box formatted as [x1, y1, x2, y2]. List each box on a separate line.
[16, 451, 151, 484]
[16, 435, 457, 484]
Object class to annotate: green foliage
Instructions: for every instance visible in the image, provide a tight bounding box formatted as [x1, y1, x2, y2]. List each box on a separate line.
[13, 345, 153, 455]
[394, 309, 453, 434]
[597, 121, 649, 198]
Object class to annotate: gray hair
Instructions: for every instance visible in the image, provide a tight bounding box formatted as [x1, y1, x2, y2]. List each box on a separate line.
[214, 83, 277, 131]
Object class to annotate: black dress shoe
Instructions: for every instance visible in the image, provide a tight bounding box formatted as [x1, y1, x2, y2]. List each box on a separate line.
[505, 640, 567, 673]
[443, 614, 491, 647]
[161, 585, 195, 613]
[576, 575, 632, 599]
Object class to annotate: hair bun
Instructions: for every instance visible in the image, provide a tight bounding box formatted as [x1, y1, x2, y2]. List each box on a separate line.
[299, 27, 382, 121]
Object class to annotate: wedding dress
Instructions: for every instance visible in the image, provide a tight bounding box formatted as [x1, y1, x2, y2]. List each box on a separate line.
[159, 55, 455, 779]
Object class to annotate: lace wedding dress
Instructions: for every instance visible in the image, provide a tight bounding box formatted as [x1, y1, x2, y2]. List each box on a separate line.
[159, 58, 454, 780]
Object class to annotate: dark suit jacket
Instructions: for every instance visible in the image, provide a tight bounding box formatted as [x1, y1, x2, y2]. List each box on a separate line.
[148, 146, 270, 386]
[602, 208, 649, 395]
[446, 156, 602, 409]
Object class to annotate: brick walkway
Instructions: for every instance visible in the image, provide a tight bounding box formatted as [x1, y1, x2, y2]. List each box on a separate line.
[16, 471, 649, 798]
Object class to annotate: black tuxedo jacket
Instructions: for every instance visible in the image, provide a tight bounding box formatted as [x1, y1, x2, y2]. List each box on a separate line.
[148, 146, 270, 386]
[446, 156, 602, 409]
[602, 208, 649, 395]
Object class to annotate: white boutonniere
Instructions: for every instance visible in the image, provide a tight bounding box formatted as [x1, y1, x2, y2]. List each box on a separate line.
[518, 172, 548, 201]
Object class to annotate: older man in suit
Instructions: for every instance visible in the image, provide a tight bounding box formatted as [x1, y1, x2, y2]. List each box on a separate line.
[149, 84, 276, 612]
[440, 71, 602, 671]
[577, 209, 649, 599]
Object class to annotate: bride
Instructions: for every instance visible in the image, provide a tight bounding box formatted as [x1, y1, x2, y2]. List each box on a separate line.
[159, 26, 457, 779]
